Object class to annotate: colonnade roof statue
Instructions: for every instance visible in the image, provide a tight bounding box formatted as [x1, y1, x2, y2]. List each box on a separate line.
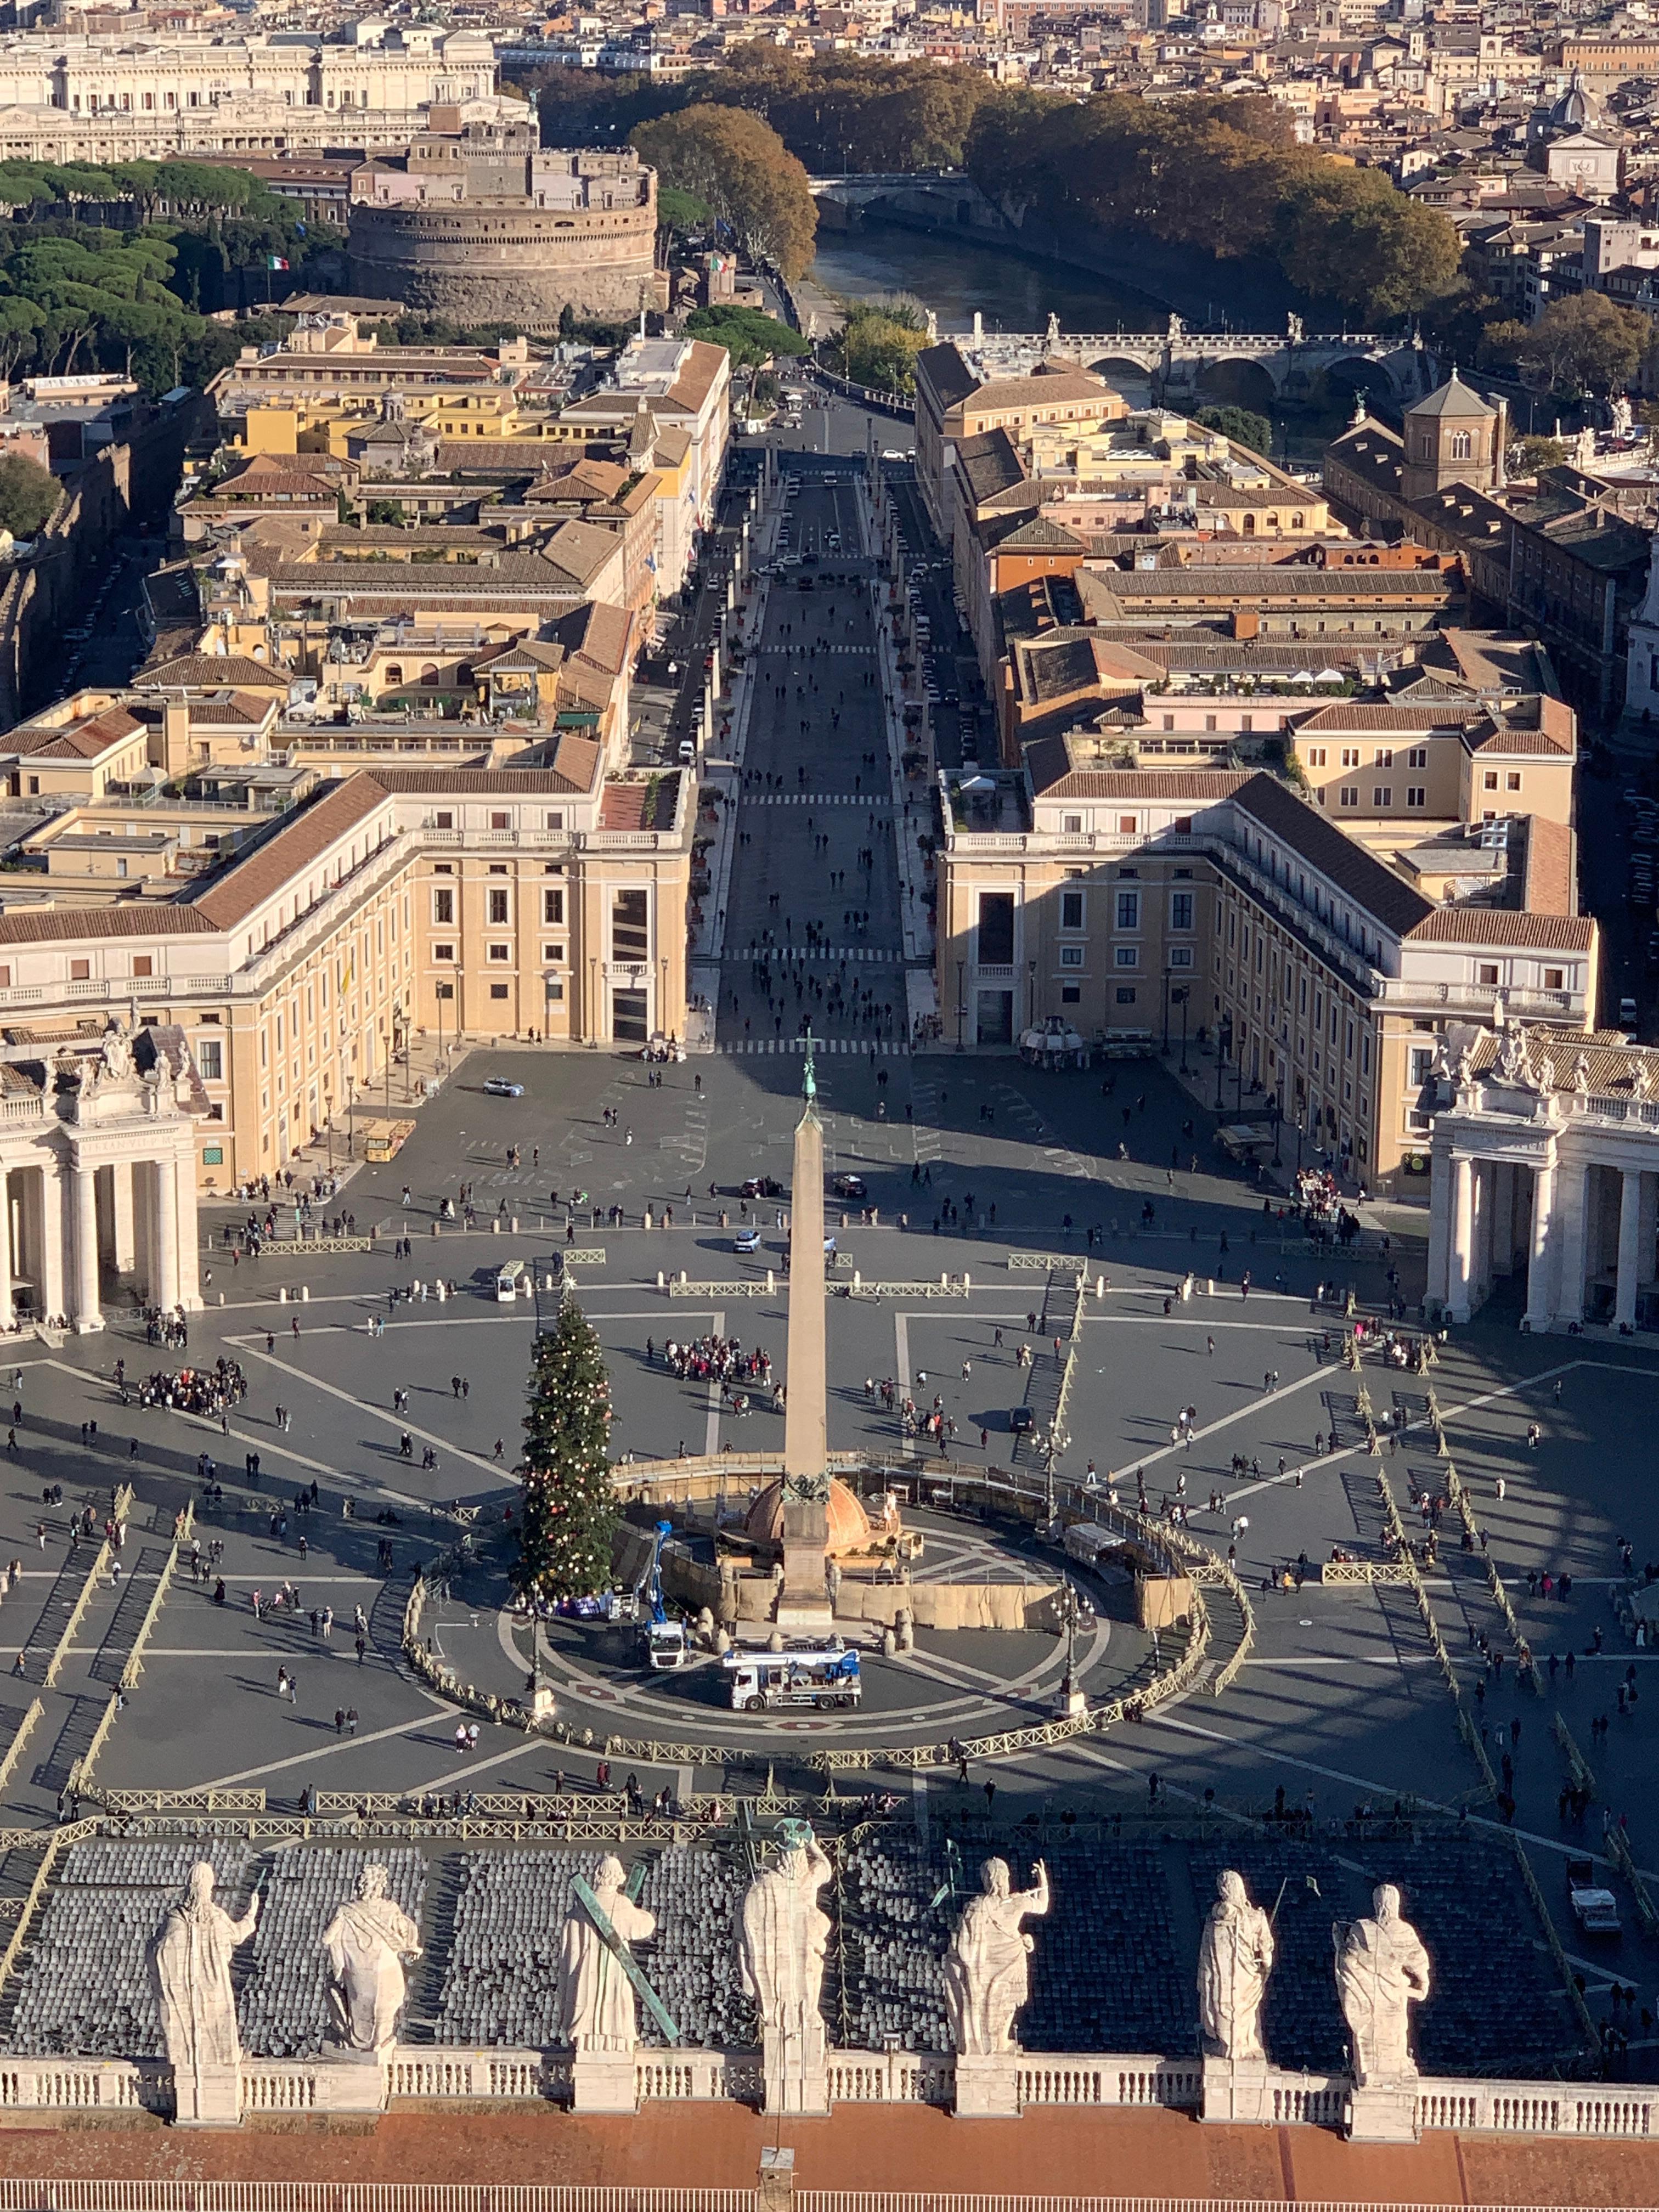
[555, 1855, 658, 2055]
[740, 1819, 833, 2047]
[323, 1863, 423, 2058]
[943, 1857, 1050, 2057]
[148, 1863, 259, 2089]
[1198, 1869, 1275, 2063]
[1335, 1883, 1430, 2087]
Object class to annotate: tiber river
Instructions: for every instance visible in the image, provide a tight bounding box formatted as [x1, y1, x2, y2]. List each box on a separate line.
[806, 218, 1167, 341]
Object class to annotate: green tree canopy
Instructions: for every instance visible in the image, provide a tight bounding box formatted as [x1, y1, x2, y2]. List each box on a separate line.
[0, 449, 58, 537]
[515, 1295, 619, 1604]
[962, 89, 1459, 323]
[658, 185, 713, 235]
[1481, 294, 1648, 398]
[1194, 404, 1273, 455]
[632, 106, 817, 281]
[826, 295, 928, 394]
[685, 303, 808, 368]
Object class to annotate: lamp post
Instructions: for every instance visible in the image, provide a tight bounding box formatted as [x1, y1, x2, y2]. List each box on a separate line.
[1215, 1017, 1231, 1113]
[1176, 986, 1190, 1075]
[1271, 1090, 1283, 1169]
[956, 960, 966, 1053]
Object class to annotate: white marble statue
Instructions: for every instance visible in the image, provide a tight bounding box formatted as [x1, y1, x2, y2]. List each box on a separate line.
[1197, 1869, 1275, 2062]
[1335, 1883, 1430, 2086]
[740, 1824, 832, 2056]
[942, 1857, 1051, 2056]
[1498, 1028, 1528, 1083]
[1286, 312, 1304, 345]
[99, 1022, 133, 1081]
[1046, 311, 1060, 348]
[926, 309, 938, 346]
[555, 1855, 657, 2054]
[149, 1863, 259, 2085]
[321, 1863, 422, 2057]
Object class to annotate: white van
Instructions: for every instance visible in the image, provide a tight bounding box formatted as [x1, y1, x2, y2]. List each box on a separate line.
[495, 1259, 529, 1303]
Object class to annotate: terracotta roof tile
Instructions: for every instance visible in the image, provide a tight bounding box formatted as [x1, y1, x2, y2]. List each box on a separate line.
[1408, 906, 1594, 950]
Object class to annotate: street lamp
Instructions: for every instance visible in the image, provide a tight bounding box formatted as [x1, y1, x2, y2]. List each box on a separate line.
[1215, 1017, 1232, 1113]
[1271, 1091, 1283, 1169]
[956, 960, 966, 1053]
[1175, 986, 1190, 1075]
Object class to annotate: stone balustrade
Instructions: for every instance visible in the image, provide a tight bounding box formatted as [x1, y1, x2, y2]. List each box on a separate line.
[8, 2046, 1639, 2138]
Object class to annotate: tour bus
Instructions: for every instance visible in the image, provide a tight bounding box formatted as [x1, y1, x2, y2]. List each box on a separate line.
[723, 1639, 862, 1712]
[495, 1259, 529, 1304]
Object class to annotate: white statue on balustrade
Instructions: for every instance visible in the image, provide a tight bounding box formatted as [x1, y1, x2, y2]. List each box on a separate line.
[148, 1861, 259, 2123]
[943, 1857, 1051, 2056]
[321, 1863, 422, 2058]
[1334, 1883, 1430, 2086]
[1197, 1869, 1275, 2062]
[556, 1855, 657, 2055]
[1498, 1028, 1530, 1084]
[740, 1821, 832, 2105]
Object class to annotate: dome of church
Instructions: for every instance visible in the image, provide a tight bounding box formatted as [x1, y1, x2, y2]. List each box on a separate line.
[743, 1477, 877, 1556]
[1549, 70, 1595, 131]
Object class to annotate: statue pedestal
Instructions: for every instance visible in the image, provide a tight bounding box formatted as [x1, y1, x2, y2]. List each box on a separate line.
[1054, 1684, 1087, 1718]
[952, 2053, 1020, 2118]
[171, 2061, 241, 2128]
[761, 2026, 828, 2116]
[315, 2052, 392, 2114]
[530, 1685, 556, 1721]
[569, 2052, 639, 2113]
[1201, 2055, 1272, 2125]
[1346, 2079, 1419, 2143]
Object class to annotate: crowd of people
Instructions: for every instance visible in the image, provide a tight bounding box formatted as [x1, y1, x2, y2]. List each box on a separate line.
[129, 1357, 247, 1417]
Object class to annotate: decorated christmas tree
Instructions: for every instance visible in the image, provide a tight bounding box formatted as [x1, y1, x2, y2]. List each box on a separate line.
[514, 1294, 619, 1601]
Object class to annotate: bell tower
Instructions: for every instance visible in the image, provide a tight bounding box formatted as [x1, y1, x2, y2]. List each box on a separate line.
[1399, 369, 1501, 503]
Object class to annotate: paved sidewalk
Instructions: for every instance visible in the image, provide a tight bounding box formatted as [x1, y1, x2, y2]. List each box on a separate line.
[860, 481, 938, 1022]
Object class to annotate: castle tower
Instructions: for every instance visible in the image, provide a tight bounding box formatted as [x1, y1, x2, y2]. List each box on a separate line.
[1399, 370, 1501, 503]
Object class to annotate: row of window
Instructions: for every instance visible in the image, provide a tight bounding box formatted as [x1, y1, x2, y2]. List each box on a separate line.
[433, 885, 566, 927]
[1305, 746, 1431, 769]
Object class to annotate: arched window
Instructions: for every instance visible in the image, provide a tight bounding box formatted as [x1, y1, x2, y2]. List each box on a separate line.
[384, 664, 403, 685]
[1451, 431, 1471, 461]
[420, 664, 439, 684]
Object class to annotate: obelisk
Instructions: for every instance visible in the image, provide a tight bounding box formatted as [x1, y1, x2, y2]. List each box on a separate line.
[777, 1036, 834, 1630]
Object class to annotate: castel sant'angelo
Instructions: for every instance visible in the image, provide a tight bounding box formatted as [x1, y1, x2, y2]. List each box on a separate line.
[349, 115, 667, 329]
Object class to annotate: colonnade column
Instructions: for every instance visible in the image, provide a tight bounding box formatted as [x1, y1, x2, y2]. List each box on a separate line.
[1525, 1160, 1555, 1330]
[1426, 1146, 1452, 1311]
[1555, 1161, 1589, 1328]
[1615, 1168, 1644, 1330]
[0, 1168, 13, 1332]
[38, 1165, 62, 1327]
[154, 1156, 179, 1314]
[70, 1162, 101, 1334]
[1450, 1155, 1475, 1321]
[111, 1163, 135, 1276]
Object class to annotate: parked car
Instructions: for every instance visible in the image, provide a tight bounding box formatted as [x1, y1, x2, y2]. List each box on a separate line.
[740, 1175, 785, 1199]
[733, 1227, 762, 1254]
[1009, 1406, 1035, 1434]
[1620, 997, 1640, 1033]
[482, 1077, 524, 1098]
[830, 1173, 867, 1200]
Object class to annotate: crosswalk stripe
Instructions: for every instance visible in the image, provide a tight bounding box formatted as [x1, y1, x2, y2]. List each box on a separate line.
[716, 1039, 910, 1057]
[740, 794, 887, 807]
[731, 945, 900, 963]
